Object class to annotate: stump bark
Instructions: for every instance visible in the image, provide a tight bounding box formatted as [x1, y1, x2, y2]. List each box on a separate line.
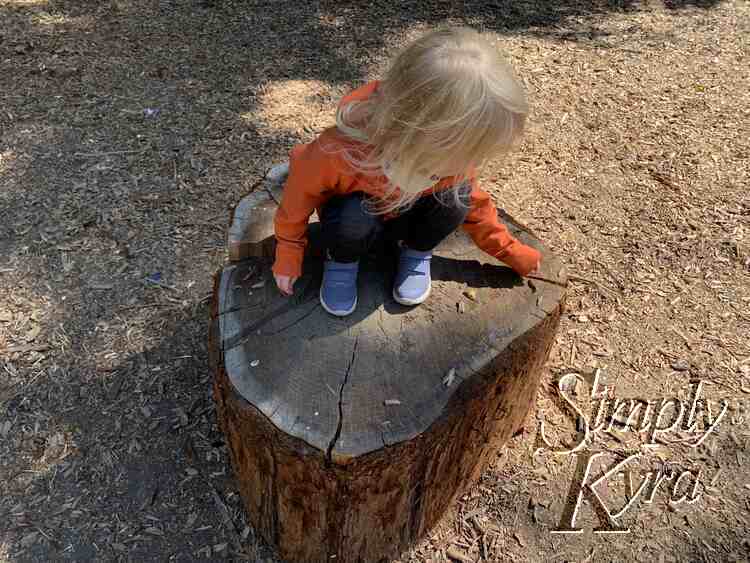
[210, 166, 566, 563]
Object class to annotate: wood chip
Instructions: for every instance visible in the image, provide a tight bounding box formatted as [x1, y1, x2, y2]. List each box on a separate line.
[671, 359, 690, 371]
[3, 344, 50, 354]
[470, 514, 485, 534]
[184, 512, 198, 531]
[20, 531, 39, 547]
[532, 503, 543, 523]
[558, 374, 578, 394]
[447, 546, 473, 563]
[443, 368, 456, 387]
[210, 487, 242, 552]
[213, 542, 228, 554]
[25, 324, 41, 341]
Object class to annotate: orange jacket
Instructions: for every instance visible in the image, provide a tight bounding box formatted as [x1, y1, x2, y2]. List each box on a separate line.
[272, 82, 541, 279]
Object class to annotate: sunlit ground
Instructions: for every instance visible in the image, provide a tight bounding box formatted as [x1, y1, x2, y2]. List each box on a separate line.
[0, 150, 14, 179]
[0, 0, 48, 7]
[244, 79, 338, 134]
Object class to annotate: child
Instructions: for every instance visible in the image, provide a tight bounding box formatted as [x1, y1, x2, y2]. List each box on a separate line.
[272, 27, 541, 316]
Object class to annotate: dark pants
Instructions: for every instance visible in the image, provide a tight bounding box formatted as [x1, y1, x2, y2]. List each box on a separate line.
[320, 184, 472, 263]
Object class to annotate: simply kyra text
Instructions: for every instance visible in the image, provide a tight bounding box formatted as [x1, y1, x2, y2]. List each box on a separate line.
[538, 369, 729, 533]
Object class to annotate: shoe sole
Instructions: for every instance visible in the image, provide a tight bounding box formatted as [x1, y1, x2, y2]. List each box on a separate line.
[320, 286, 357, 317]
[393, 284, 431, 306]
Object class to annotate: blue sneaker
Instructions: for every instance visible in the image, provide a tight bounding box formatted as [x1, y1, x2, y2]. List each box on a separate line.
[393, 246, 432, 306]
[320, 259, 359, 316]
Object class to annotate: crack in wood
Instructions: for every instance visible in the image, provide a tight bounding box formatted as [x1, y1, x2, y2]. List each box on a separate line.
[326, 335, 359, 463]
[259, 303, 321, 336]
[264, 186, 281, 206]
[215, 303, 266, 317]
[220, 276, 316, 351]
[211, 206, 566, 561]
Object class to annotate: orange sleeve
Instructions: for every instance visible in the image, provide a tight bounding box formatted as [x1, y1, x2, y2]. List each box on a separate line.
[462, 179, 541, 277]
[272, 140, 340, 278]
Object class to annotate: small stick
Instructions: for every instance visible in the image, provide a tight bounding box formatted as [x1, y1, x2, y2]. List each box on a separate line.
[74, 148, 149, 157]
[209, 487, 243, 554]
[535, 273, 618, 299]
[115, 302, 175, 312]
[590, 257, 626, 289]
[179, 433, 244, 554]
[2, 344, 50, 354]
[143, 278, 179, 291]
[446, 546, 473, 563]
[526, 274, 568, 288]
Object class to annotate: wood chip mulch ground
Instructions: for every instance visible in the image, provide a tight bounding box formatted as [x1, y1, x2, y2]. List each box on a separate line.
[1, 1, 748, 561]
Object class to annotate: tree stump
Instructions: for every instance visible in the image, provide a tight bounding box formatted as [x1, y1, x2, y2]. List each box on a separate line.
[210, 166, 566, 563]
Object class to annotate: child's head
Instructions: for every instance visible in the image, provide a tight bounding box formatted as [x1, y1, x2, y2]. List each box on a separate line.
[337, 27, 528, 202]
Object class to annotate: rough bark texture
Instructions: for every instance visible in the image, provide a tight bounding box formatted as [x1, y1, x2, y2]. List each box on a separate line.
[211, 296, 561, 563]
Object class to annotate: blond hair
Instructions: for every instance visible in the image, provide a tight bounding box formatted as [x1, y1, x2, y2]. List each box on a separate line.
[335, 27, 529, 213]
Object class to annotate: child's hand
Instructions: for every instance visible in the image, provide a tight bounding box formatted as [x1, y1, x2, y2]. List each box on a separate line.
[274, 273, 298, 296]
[503, 244, 542, 277]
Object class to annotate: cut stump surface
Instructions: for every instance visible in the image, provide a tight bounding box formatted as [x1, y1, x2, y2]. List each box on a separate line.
[211, 173, 565, 563]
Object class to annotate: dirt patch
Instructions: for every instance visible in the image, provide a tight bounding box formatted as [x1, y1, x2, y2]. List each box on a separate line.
[1, 0, 748, 561]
